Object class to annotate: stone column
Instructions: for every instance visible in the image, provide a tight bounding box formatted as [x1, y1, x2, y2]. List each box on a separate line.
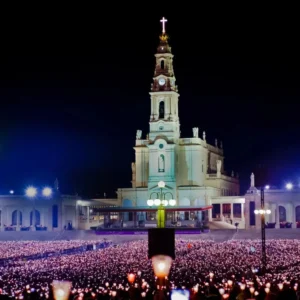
[291, 203, 296, 228]
[208, 209, 212, 221]
[241, 203, 245, 221]
[16, 210, 20, 231]
[275, 203, 280, 228]
[86, 206, 90, 230]
[220, 203, 223, 220]
[48, 206, 53, 231]
[74, 205, 78, 230]
[197, 211, 202, 222]
[133, 212, 137, 228]
[230, 203, 234, 220]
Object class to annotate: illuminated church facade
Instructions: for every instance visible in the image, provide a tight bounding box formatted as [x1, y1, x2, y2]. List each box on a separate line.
[116, 18, 241, 226]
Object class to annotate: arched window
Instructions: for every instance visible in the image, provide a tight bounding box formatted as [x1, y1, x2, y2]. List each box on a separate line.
[279, 206, 286, 222]
[160, 60, 164, 69]
[159, 101, 164, 119]
[12, 210, 22, 226]
[30, 210, 41, 226]
[158, 154, 165, 172]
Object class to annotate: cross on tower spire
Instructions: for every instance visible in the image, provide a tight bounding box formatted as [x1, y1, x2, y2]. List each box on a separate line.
[160, 17, 167, 34]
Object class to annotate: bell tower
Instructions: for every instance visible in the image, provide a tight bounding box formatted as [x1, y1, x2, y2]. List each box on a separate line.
[149, 17, 180, 143]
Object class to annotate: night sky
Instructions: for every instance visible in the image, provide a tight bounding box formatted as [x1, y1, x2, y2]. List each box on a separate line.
[0, 5, 299, 197]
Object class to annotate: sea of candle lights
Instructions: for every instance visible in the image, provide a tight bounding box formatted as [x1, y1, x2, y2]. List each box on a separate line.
[0, 239, 300, 299]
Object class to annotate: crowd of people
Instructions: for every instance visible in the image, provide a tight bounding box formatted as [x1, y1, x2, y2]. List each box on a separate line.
[0, 240, 107, 259]
[0, 239, 300, 299]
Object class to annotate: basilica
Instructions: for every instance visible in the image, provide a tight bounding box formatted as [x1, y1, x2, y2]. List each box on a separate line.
[1, 18, 300, 231]
[116, 18, 239, 225]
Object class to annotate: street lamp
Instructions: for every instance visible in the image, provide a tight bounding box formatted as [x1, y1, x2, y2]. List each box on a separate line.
[254, 187, 271, 274]
[25, 186, 53, 230]
[25, 186, 38, 230]
[286, 183, 293, 190]
[147, 181, 176, 228]
[42, 187, 52, 197]
[151, 255, 172, 278]
[25, 186, 37, 198]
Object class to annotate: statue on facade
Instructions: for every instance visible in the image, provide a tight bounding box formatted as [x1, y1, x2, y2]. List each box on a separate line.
[136, 130, 142, 139]
[203, 131, 206, 141]
[231, 170, 234, 177]
[250, 172, 255, 187]
[54, 178, 59, 191]
[146, 134, 149, 140]
[220, 141, 223, 149]
[216, 160, 222, 176]
[158, 155, 165, 172]
[192, 127, 199, 138]
[215, 138, 218, 147]
[131, 162, 136, 174]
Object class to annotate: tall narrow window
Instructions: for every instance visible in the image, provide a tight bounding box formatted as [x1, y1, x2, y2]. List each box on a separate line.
[159, 101, 164, 119]
[158, 154, 165, 172]
[161, 60, 164, 69]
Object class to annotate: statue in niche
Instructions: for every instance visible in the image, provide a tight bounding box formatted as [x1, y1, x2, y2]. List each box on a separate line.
[216, 160, 222, 175]
[250, 172, 255, 187]
[136, 130, 142, 140]
[192, 127, 199, 138]
[131, 162, 136, 174]
[158, 154, 165, 172]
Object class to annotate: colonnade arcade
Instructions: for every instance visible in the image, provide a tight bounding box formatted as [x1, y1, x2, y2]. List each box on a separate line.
[0, 206, 59, 231]
[251, 202, 300, 229]
[121, 198, 209, 223]
[77, 204, 212, 230]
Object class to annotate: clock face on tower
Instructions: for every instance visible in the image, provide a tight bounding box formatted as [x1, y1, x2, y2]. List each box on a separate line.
[158, 78, 165, 86]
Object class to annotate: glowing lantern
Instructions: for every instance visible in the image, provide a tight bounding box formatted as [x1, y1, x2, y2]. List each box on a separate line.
[127, 273, 135, 284]
[151, 255, 172, 278]
[52, 280, 72, 300]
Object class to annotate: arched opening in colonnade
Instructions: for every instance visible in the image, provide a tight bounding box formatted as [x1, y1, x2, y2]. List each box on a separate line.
[12, 210, 22, 226]
[279, 206, 286, 222]
[30, 210, 41, 226]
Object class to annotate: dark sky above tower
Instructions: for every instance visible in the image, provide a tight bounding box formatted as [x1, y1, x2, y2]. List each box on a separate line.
[0, 4, 300, 196]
